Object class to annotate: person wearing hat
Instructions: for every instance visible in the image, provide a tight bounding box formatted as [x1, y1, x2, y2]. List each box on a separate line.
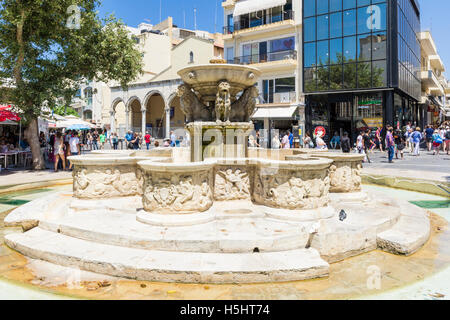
[145, 131, 152, 150]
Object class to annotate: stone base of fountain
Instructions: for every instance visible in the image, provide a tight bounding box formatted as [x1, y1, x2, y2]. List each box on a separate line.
[5, 182, 430, 283]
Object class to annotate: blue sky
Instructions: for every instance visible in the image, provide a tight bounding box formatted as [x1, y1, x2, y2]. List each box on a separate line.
[98, 0, 449, 76]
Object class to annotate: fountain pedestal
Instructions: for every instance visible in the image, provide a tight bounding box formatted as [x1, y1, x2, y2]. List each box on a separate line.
[187, 121, 253, 162]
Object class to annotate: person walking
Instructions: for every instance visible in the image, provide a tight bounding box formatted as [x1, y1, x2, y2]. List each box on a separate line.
[394, 129, 405, 160]
[356, 131, 364, 155]
[363, 130, 372, 163]
[411, 127, 422, 156]
[99, 131, 106, 150]
[145, 131, 152, 150]
[288, 131, 294, 149]
[425, 125, 434, 152]
[54, 132, 66, 172]
[170, 131, 176, 147]
[432, 129, 443, 155]
[341, 132, 351, 153]
[281, 132, 290, 149]
[303, 132, 313, 149]
[68, 132, 80, 170]
[385, 127, 395, 163]
[91, 130, 99, 150]
[375, 127, 383, 152]
[110, 133, 119, 150]
[330, 132, 340, 150]
[445, 127, 450, 155]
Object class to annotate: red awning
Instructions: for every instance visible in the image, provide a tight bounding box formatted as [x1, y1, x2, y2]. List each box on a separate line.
[0, 105, 21, 122]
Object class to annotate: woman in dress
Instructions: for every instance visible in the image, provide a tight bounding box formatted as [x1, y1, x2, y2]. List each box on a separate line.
[54, 132, 66, 172]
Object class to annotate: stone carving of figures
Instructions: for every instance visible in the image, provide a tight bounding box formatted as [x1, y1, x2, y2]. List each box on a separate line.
[230, 86, 259, 122]
[173, 176, 195, 209]
[216, 168, 250, 200]
[215, 81, 231, 123]
[74, 168, 89, 191]
[177, 84, 211, 122]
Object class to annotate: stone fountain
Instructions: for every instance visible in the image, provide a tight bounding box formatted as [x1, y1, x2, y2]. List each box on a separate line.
[4, 62, 431, 284]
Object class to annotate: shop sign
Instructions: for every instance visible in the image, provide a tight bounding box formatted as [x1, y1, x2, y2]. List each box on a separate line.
[363, 118, 383, 128]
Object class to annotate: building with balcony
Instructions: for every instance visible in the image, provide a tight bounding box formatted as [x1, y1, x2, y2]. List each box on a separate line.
[222, 0, 304, 147]
[419, 31, 449, 124]
[303, 0, 423, 144]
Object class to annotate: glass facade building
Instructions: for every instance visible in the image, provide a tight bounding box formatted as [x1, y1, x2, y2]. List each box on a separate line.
[302, 0, 422, 144]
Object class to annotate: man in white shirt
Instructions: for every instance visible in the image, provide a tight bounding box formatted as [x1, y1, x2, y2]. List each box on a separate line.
[68, 132, 80, 170]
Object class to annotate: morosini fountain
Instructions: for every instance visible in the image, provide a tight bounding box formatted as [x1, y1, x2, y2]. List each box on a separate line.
[4, 62, 430, 283]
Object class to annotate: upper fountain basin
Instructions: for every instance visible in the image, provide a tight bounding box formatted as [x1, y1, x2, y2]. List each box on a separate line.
[177, 64, 262, 101]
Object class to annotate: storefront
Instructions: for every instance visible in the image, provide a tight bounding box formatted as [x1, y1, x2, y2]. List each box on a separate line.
[306, 90, 422, 144]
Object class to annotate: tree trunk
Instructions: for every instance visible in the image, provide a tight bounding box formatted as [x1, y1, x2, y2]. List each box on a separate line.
[25, 117, 45, 170]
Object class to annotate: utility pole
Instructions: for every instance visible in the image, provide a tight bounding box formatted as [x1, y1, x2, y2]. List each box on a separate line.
[214, 0, 218, 33]
[194, 8, 197, 31]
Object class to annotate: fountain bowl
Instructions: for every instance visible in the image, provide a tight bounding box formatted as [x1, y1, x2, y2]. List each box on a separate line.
[177, 64, 262, 102]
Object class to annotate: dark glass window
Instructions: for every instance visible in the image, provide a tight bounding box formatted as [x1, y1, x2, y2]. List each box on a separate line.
[330, 64, 343, 89]
[305, 67, 317, 91]
[330, 0, 343, 12]
[343, 0, 356, 10]
[317, 0, 329, 15]
[343, 10, 356, 36]
[304, 17, 316, 42]
[343, 63, 357, 88]
[304, 42, 316, 67]
[330, 38, 342, 64]
[357, 62, 372, 88]
[357, 34, 371, 61]
[317, 14, 329, 40]
[357, 6, 372, 34]
[343, 36, 356, 61]
[330, 12, 343, 38]
[304, 0, 316, 17]
[317, 40, 330, 66]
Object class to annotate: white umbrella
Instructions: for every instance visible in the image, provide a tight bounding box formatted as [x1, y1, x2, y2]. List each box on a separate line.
[56, 116, 95, 129]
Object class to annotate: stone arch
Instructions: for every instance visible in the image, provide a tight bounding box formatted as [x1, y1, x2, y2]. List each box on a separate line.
[111, 98, 124, 113]
[143, 90, 167, 109]
[127, 97, 142, 133]
[143, 91, 167, 139]
[168, 92, 186, 130]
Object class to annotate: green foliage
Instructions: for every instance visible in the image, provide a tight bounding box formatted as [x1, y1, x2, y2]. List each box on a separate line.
[305, 54, 385, 92]
[0, 0, 143, 120]
[52, 105, 79, 117]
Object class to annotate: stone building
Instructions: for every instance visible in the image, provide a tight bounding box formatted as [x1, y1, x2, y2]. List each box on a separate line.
[222, 0, 304, 147]
[72, 18, 224, 138]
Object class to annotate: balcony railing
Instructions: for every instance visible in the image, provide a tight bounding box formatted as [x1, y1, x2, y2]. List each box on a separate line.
[228, 49, 297, 65]
[223, 10, 294, 34]
[259, 91, 296, 105]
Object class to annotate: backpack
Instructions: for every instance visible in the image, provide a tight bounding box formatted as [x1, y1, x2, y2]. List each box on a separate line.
[434, 135, 443, 144]
[446, 131, 450, 140]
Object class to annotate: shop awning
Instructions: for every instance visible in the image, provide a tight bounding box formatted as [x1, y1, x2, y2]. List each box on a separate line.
[234, 0, 287, 16]
[251, 105, 298, 120]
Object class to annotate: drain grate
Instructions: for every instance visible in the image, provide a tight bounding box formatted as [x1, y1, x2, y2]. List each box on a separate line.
[410, 200, 450, 209]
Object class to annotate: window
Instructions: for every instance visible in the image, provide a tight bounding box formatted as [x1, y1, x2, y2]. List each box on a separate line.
[189, 51, 194, 63]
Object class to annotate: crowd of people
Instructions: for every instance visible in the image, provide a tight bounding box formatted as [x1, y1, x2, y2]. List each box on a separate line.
[348, 122, 450, 163]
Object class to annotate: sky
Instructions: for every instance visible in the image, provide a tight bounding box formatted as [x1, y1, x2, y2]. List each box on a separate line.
[98, 0, 450, 77]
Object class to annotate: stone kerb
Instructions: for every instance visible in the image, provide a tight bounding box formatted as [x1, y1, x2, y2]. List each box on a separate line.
[69, 156, 145, 199]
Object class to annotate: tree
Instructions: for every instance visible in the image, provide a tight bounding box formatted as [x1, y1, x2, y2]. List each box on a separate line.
[0, 0, 143, 169]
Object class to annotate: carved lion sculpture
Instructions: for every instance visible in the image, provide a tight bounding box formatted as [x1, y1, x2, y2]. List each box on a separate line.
[230, 86, 259, 122]
[215, 81, 231, 122]
[177, 84, 211, 122]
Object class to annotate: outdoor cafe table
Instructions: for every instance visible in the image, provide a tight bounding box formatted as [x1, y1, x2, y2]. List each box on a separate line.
[0, 151, 19, 169]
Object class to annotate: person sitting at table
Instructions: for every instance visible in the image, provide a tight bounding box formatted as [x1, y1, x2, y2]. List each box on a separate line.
[0, 140, 8, 153]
